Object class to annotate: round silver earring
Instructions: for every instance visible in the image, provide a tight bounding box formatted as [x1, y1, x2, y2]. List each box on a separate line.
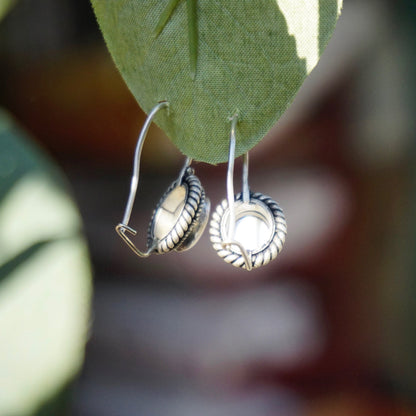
[116, 101, 210, 257]
[209, 115, 287, 270]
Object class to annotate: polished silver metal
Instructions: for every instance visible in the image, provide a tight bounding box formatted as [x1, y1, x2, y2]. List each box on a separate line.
[116, 101, 209, 257]
[121, 101, 169, 228]
[210, 192, 287, 270]
[209, 115, 287, 270]
[147, 165, 210, 253]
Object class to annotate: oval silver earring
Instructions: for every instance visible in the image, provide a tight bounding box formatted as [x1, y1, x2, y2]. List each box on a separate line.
[116, 101, 210, 257]
[209, 115, 287, 270]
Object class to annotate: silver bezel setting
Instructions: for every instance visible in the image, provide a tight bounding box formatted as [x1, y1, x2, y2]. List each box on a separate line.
[210, 192, 287, 270]
[148, 168, 208, 254]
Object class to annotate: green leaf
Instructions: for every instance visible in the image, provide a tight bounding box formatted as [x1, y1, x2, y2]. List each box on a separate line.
[0, 109, 92, 416]
[0, 0, 16, 21]
[154, 0, 182, 38]
[91, 0, 342, 164]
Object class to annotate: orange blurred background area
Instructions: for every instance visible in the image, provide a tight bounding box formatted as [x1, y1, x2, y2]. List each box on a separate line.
[1, 0, 416, 415]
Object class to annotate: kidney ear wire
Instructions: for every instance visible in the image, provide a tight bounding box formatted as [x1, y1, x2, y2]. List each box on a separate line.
[220, 114, 252, 270]
[116, 101, 210, 258]
[209, 114, 287, 270]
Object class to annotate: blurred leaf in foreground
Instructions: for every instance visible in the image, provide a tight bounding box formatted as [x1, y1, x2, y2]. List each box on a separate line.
[0, 110, 92, 416]
[0, 0, 16, 21]
[91, 0, 343, 163]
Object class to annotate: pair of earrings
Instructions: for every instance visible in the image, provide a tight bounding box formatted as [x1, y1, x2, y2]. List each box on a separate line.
[116, 102, 287, 271]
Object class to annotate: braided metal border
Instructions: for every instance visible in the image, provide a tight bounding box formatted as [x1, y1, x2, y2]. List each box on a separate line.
[209, 192, 287, 270]
[148, 168, 204, 254]
[175, 189, 209, 252]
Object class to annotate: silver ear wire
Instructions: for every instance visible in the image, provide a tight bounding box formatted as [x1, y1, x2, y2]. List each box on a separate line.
[116, 101, 210, 257]
[220, 114, 253, 270]
[209, 115, 287, 270]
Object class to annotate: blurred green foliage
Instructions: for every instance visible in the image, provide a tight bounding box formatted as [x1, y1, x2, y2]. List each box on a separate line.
[0, 110, 92, 415]
[0, 0, 16, 21]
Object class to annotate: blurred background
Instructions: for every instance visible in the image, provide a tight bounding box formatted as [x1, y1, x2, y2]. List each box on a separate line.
[1, 0, 416, 414]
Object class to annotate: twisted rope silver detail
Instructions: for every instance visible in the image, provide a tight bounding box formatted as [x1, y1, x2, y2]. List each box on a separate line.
[148, 168, 204, 254]
[210, 192, 287, 270]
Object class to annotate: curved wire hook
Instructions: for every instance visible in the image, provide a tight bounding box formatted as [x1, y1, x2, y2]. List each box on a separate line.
[221, 114, 252, 271]
[116, 101, 170, 258]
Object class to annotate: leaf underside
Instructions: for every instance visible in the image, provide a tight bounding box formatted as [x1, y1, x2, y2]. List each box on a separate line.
[92, 0, 343, 164]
